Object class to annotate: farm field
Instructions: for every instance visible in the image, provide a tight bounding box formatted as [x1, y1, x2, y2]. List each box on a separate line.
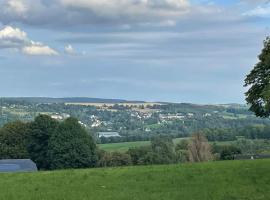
[0, 159, 269, 200]
[98, 138, 186, 152]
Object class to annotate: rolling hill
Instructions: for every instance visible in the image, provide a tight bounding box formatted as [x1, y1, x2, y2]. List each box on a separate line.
[0, 159, 269, 200]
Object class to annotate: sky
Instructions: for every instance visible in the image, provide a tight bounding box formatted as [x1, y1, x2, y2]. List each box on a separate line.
[0, 0, 270, 104]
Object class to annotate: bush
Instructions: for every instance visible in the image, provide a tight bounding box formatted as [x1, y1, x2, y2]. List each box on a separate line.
[220, 146, 241, 160]
[97, 151, 131, 167]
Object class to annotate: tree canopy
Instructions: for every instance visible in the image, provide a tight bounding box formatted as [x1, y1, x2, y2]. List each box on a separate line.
[245, 37, 270, 117]
[48, 117, 97, 170]
[0, 121, 29, 159]
[27, 115, 59, 169]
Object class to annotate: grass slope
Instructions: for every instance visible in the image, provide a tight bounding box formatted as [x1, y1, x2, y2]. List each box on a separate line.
[0, 160, 270, 200]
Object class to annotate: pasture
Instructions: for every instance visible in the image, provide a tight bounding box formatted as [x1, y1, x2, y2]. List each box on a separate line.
[98, 138, 186, 152]
[0, 159, 269, 200]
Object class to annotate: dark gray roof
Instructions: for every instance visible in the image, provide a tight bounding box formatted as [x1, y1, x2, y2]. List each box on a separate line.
[0, 159, 38, 172]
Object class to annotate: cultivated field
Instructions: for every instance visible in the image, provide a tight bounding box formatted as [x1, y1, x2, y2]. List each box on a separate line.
[0, 159, 269, 200]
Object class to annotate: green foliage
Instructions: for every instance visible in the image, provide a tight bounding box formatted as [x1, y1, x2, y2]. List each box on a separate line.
[97, 151, 131, 167]
[175, 139, 189, 162]
[48, 117, 97, 170]
[27, 115, 59, 169]
[220, 146, 241, 160]
[0, 121, 29, 159]
[235, 138, 270, 155]
[202, 125, 270, 142]
[175, 139, 189, 151]
[0, 115, 99, 170]
[127, 146, 152, 165]
[150, 137, 176, 164]
[0, 160, 269, 200]
[245, 37, 270, 117]
[127, 137, 178, 165]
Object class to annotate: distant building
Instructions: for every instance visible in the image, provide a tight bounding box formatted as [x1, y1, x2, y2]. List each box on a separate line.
[51, 115, 63, 120]
[145, 128, 151, 132]
[98, 132, 121, 138]
[159, 113, 185, 121]
[50, 113, 70, 121]
[78, 121, 87, 127]
[0, 159, 38, 173]
[203, 113, 212, 117]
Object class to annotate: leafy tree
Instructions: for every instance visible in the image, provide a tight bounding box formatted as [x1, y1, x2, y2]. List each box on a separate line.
[150, 137, 176, 164]
[128, 146, 152, 165]
[175, 139, 189, 163]
[0, 121, 29, 159]
[220, 145, 241, 160]
[128, 137, 177, 165]
[48, 117, 97, 170]
[188, 133, 213, 162]
[27, 115, 59, 169]
[175, 139, 189, 151]
[245, 37, 270, 117]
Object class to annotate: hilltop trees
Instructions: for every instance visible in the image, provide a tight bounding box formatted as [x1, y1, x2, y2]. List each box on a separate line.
[48, 117, 97, 170]
[245, 37, 270, 117]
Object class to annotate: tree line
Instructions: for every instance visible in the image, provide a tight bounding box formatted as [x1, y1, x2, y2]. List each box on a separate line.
[1, 115, 240, 170]
[0, 115, 97, 170]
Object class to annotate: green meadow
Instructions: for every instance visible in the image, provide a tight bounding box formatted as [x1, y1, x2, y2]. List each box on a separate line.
[0, 159, 269, 200]
[98, 138, 186, 152]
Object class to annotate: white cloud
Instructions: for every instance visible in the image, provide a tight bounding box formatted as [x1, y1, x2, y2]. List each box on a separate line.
[0, 26, 27, 48]
[64, 44, 75, 55]
[22, 41, 59, 56]
[0, 26, 58, 56]
[243, 5, 270, 17]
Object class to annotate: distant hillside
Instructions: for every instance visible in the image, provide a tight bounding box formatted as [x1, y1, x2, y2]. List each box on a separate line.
[0, 159, 269, 200]
[2, 97, 145, 104]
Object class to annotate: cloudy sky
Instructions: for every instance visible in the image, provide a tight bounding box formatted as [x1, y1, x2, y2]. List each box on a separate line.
[0, 0, 269, 103]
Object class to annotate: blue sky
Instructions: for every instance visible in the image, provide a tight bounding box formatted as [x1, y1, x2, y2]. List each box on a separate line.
[0, 0, 269, 103]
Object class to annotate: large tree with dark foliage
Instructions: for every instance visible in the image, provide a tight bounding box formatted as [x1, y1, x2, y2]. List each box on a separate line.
[27, 115, 59, 169]
[48, 117, 97, 170]
[0, 121, 29, 159]
[245, 37, 270, 117]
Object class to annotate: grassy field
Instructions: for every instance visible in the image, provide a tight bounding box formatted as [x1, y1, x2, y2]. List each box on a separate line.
[98, 138, 186, 152]
[0, 159, 269, 200]
[98, 138, 269, 152]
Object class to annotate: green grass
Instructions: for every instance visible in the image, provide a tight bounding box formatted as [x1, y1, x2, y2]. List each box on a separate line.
[0, 159, 269, 200]
[99, 141, 150, 152]
[98, 138, 188, 152]
[99, 138, 270, 153]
